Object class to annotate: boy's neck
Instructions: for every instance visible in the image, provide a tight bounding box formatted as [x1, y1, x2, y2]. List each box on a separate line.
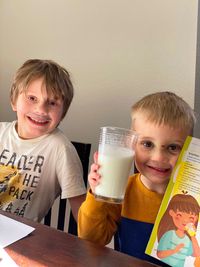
[140, 175, 168, 195]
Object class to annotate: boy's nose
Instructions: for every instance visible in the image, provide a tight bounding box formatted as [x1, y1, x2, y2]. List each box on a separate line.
[35, 102, 48, 114]
[151, 149, 168, 162]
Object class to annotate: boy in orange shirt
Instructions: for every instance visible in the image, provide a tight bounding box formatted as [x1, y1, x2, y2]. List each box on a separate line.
[78, 91, 195, 266]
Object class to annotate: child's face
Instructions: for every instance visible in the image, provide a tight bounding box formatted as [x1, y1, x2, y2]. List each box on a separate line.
[11, 78, 64, 139]
[169, 209, 198, 232]
[133, 113, 190, 193]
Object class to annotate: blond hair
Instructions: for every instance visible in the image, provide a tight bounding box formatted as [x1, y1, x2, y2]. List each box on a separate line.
[10, 59, 74, 119]
[131, 91, 196, 133]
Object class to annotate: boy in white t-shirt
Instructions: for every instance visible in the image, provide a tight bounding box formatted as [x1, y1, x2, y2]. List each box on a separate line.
[0, 59, 86, 222]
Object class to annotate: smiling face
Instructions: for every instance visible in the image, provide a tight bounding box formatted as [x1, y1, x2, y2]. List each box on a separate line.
[169, 209, 198, 233]
[11, 77, 64, 139]
[132, 112, 190, 193]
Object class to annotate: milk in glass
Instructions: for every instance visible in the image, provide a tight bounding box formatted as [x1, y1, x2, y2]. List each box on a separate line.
[94, 144, 134, 203]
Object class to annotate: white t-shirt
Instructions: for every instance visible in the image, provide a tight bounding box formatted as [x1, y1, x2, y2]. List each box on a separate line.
[0, 121, 86, 222]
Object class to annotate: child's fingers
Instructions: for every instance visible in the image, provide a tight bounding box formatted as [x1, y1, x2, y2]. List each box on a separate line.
[88, 171, 100, 183]
[88, 173, 100, 193]
[93, 151, 98, 164]
[90, 163, 99, 172]
[89, 177, 99, 187]
[88, 167, 101, 193]
[88, 153, 101, 193]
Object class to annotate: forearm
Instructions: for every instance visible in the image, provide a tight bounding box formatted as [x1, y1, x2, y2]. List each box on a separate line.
[157, 249, 177, 259]
[157, 241, 185, 259]
[191, 236, 200, 256]
[78, 190, 121, 246]
[69, 194, 86, 222]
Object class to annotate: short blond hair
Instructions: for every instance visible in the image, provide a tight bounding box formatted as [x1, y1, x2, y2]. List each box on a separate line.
[131, 91, 196, 133]
[10, 59, 74, 119]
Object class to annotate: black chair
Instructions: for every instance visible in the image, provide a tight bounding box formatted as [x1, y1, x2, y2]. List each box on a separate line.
[44, 141, 91, 235]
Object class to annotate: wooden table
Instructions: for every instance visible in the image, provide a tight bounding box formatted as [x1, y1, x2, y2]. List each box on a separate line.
[2, 211, 159, 267]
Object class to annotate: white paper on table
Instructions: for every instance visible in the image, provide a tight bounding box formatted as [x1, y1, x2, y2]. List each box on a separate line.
[0, 214, 35, 248]
[0, 247, 18, 267]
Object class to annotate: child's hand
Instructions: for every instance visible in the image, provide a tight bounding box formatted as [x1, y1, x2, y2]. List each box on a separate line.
[174, 243, 185, 253]
[185, 223, 196, 237]
[88, 152, 101, 194]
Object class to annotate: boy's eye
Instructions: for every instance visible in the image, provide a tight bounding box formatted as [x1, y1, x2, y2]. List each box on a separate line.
[141, 141, 154, 148]
[168, 144, 182, 153]
[27, 95, 37, 102]
[48, 100, 56, 106]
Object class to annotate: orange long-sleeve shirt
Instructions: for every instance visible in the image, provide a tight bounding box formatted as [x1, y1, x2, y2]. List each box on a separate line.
[78, 173, 167, 266]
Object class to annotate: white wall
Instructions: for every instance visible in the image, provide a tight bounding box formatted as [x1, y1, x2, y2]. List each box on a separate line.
[0, 0, 198, 243]
[0, 0, 198, 157]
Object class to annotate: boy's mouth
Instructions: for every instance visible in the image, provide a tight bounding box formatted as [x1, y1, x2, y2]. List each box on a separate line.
[147, 165, 170, 173]
[27, 114, 50, 125]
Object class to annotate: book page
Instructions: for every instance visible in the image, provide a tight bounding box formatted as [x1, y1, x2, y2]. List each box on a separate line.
[146, 136, 200, 267]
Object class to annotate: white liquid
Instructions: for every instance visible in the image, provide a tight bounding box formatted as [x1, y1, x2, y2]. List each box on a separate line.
[95, 145, 134, 201]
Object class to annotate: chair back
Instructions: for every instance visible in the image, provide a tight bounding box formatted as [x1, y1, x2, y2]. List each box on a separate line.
[44, 141, 91, 235]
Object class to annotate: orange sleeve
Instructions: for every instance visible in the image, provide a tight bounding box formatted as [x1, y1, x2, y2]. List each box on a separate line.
[78, 189, 121, 245]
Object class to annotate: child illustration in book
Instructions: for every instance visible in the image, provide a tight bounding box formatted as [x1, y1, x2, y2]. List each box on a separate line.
[157, 193, 200, 267]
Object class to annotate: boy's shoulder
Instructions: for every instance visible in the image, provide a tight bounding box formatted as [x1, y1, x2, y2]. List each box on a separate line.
[0, 121, 13, 126]
[48, 127, 67, 139]
[45, 128, 73, 148]
[124, 173, 140, 194]
[127, 173, 140, 185]
[0, 121, 14, 132]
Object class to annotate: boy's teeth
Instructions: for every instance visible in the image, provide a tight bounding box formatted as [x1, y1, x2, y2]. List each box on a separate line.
[34, 119, 45, 123]
[30, 116, 49, 123]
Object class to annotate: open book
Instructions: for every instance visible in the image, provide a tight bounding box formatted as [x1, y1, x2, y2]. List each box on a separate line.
[146, 136, 200, 267]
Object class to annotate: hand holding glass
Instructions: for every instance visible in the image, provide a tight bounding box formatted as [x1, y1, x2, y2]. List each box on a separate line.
[94, 127, 137, 204]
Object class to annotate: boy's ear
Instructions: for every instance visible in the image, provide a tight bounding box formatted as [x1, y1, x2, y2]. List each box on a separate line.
[11, 101, 17, 112]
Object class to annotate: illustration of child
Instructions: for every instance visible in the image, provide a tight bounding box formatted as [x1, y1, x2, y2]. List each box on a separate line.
[157, 193, 200, 267]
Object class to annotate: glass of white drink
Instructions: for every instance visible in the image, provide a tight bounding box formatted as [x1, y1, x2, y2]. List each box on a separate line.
[94, 126, 137, 204]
